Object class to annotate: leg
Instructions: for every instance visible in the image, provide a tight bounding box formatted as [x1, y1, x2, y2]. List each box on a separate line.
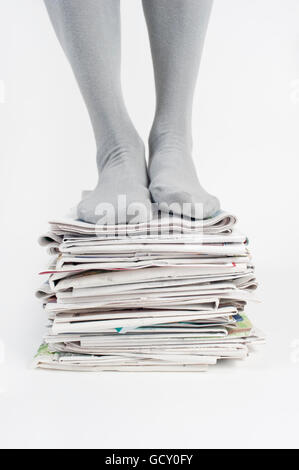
[142, 0, 220, 219]
[44, 0, 152, 224]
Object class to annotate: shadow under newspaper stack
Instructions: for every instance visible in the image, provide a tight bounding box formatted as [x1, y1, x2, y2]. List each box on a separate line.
[33, 210, 264, 372]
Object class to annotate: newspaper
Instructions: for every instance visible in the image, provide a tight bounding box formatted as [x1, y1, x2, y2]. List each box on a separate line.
[34, 316, 264, 371]
[34, 210, 263, 372]
[41, 209, 237, 239]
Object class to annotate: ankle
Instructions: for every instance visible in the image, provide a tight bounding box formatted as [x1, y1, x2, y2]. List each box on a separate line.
[96, 133, 145, 172]
[149, 124, 192, 154]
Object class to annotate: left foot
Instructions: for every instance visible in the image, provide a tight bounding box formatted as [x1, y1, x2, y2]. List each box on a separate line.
[148, 133, 220, 219]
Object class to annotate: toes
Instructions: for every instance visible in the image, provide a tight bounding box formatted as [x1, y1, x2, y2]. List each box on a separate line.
[77, 199, 99, 224]
[148, 181, 165, 202]
[126, 201, 153, 224]
[77, 194, 153, 225]
[150, 183, 221, 220]
[203, 195, 221, 219]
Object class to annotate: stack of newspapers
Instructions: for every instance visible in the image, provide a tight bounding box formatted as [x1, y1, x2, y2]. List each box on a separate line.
[34, 210, 263, 372]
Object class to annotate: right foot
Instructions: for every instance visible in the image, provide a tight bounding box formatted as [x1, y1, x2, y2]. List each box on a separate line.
[77, 137, 152, 225]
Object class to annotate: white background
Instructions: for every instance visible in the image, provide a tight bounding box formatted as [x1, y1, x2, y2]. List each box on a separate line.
[0, 0, 299, 449]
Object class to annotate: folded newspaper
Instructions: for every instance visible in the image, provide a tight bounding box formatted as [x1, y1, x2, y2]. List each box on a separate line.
[34, 210, 264, 372]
